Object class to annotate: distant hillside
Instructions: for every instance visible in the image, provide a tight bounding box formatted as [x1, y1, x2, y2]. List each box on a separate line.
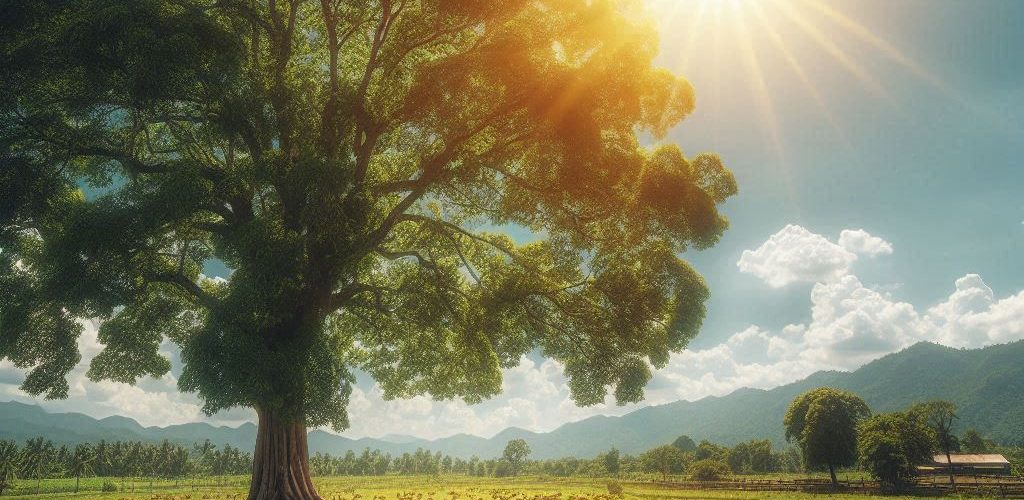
[2, 341, 1023, 459]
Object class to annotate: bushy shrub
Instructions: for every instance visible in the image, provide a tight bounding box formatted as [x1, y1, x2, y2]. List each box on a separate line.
[493, 460, 513, 477]
[101, 480, 118, 492]
[690, 459, 730, 481]
[606, 480, 623, 496]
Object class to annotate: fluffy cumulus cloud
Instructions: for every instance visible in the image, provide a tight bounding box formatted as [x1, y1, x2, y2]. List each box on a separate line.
[4, 226, 1024, 440]
[926, 275, 1024, 347]
[642, 272, 1024, 405]
[736, 225, 892, 287]
[838, 229, 894, 257]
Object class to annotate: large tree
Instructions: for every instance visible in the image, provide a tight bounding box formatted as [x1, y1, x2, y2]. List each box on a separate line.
[784, 387, 871, 487]
[0, 1, 736, 498]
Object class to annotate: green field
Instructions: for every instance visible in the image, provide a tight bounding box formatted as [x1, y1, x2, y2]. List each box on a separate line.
[0, 474, 959, 500]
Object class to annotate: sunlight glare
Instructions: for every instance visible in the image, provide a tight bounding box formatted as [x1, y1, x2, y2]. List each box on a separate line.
[643, 0, 963, 133]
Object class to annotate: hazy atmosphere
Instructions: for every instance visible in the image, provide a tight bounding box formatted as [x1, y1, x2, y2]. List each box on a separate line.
[7, 1, 1024, 499]
[2, 0, 1024, 438]
[2, 0, 1022, 441]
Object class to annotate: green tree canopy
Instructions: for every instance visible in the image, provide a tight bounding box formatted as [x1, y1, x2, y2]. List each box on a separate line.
[960, 429, 991, 454]
[1, 0, 735, 498]
[911, 401, 958, 452]
[694, 440, 728, 462]
[858, 412, 935, 488]
[501, 439, 530, 477]
[911, 400, 959, 486]
[689, 458, 729, 482]
[0, 440, 19, 496]
[640, 444, 686, 480]
[602, 447, 620, 475]
[784, 387, 870, 486]
[726, 439, 772, 474]
[68, 443, 96, 493]
[671, 435, 697, 453]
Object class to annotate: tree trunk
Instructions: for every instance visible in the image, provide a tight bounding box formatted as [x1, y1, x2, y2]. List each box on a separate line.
[946, 450, 956, 488]
[248, 407, 321, 500]
[75, 474, 80, 493]
[828, 464, 837, 488]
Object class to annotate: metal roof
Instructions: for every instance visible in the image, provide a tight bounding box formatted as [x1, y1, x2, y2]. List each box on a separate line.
[932, 454, 1010, 465]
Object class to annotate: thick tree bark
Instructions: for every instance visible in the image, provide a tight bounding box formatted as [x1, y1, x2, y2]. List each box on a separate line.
[828, 463, 837, 488]
[248, 407, 321, 500]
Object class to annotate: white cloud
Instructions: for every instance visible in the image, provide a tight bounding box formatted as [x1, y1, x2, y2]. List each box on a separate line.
[628, 273, 1024, 406]
[737, 225, 858, 287]
[926, 274, 1024, 347]
[838, 229, 894, 257]
[737, 225, 893, 287]
[800, 275, 924, 369]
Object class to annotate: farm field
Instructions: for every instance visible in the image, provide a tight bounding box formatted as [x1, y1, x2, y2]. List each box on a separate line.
[0, 474, 957, 500]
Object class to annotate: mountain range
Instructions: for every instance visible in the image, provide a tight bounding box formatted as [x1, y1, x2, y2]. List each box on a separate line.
[2, 341, 1023, 459]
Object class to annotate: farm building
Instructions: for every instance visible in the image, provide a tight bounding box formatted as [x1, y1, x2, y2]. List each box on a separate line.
[918, 454, 1012, 476]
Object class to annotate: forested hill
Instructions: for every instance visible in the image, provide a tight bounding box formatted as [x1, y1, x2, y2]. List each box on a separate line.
[2, 341, 1023, 459]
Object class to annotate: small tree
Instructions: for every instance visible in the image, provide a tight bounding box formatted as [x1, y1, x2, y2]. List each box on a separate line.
[0, 440, 20, 496]
[960, 430, 991, 453]
[502, 439, 530, 477]
[784, 388, 870, 487]
[689, 459, 730, 482]
[68, 443, 96, 493]
[641, 445, 685, 480]
[727, 439, 772, 474]
[606, 479, 624, 496]
[911, 401, 958, 487]
[858, 412, 935, 489]
[672, 435, 697, 453]
[694, 440, 729, 462]
[726, 441, 750, 473]
[20, 437, 57, 494]
[603, 448, 621, 475]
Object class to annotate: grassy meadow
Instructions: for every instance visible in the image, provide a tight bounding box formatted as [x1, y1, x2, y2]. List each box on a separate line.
[0, 474, 958, 500]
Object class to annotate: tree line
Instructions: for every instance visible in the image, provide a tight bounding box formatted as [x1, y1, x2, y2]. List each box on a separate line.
[3, 399, 1021, 496]
[309, 437, 798, 481]
[0, 438, 250, 495]
[0, 431, 794, 495]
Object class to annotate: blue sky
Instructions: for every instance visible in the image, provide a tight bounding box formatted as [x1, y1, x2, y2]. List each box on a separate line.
[656, 0, 1024, 348]
[2, 0, 1023, 439]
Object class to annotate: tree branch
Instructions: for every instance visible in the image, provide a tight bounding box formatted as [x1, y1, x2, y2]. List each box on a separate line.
[328, 283, 389, 313]
[375, 249, 437, 270]
[148, 272, 218, 310]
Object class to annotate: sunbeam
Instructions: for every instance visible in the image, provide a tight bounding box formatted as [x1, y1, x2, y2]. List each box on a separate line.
[747, 1, 851, 147]
[730, 1, 801, 213]
[769, 0, 890, 100]
[801, 0, 947, 91]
